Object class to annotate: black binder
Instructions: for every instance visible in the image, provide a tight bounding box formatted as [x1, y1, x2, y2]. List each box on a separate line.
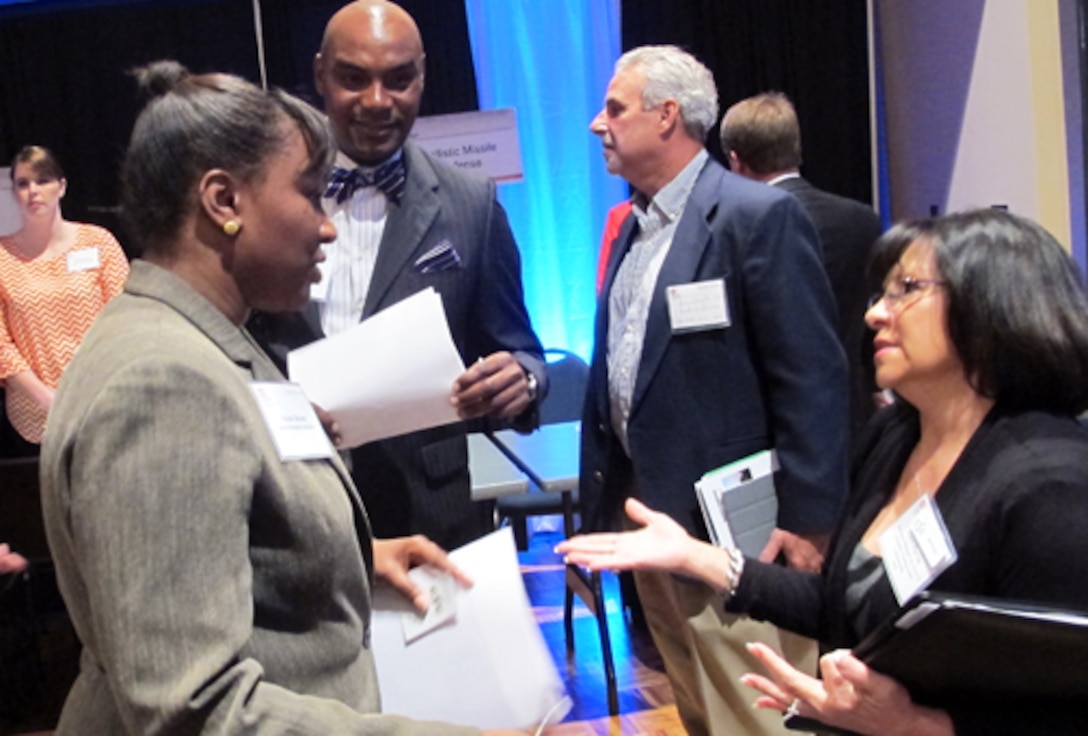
[784, 591, 1088, 733]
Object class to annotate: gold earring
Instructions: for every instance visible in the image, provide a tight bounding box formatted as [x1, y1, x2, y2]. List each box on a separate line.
[223, 220, 241, 236]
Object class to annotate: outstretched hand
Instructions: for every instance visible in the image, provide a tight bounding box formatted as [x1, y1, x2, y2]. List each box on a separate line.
[555, 498, 694, 572]
[0, 543, 27, 575]
[555, 498, 737, 592]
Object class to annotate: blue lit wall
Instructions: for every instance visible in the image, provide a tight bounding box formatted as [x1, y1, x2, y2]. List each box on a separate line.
[464, 0, 626, 362]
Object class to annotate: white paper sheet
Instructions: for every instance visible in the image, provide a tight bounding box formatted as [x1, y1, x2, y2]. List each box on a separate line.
[286, 288, 466, 449]
[371, 528, 570, 730]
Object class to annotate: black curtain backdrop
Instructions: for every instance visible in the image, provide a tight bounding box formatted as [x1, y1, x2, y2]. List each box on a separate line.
[0, 0, 263, 248]
[259, 0, 478, 113]
[0, 0, 872, 245]
[0, 0, 478, 253]
[621, 0, 874, 206]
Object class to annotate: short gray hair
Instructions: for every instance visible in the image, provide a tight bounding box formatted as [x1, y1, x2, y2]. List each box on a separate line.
[615, 45, 719, 142]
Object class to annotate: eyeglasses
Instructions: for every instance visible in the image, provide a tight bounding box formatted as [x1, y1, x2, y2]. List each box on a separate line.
[867, 276, 946, 310]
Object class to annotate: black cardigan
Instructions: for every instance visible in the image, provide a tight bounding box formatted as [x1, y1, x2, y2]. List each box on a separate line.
[729, 404, 1088, 734]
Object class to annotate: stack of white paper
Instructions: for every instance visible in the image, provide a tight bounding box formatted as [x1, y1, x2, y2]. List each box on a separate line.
[287, 288, 466, 449]
[370, 528, 570, 730]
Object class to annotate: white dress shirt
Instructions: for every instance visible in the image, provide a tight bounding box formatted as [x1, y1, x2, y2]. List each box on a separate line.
[316, 151, 403, 336]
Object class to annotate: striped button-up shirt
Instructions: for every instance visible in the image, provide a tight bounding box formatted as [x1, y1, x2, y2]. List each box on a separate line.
[316, 151, 403, 336]
[607, 149, 708, 454]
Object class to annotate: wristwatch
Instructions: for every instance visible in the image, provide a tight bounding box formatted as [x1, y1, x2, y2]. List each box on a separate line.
[524, 369, 539, 402]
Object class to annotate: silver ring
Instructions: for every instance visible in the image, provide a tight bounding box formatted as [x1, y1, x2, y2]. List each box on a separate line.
[785, 697, 802, 718]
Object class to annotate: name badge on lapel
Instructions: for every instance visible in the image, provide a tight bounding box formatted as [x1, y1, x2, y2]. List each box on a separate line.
[249, 382, 334, 461]
[666, 279, 731, 334]
[879, 494, 958, 605]
[66, 247, 100, 273]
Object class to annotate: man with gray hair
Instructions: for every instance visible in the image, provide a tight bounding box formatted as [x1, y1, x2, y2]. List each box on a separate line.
[580, 46, 849, 735]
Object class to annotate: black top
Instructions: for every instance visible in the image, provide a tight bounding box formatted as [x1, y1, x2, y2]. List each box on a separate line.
[730, 404, 1088, 734]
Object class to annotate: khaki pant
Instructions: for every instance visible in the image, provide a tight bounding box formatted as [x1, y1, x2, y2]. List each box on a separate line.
[633, 568, 816, 736]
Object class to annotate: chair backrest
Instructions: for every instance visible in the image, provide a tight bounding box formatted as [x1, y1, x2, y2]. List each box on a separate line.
[539, 348, 589, 425]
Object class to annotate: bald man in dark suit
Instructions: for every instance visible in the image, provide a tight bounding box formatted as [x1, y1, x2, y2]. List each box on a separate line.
[250, 0, 545, 550]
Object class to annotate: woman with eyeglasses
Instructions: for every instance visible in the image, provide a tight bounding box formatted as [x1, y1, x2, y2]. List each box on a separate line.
[1, 146, 129, 449]
[559, 208, 1088, 734]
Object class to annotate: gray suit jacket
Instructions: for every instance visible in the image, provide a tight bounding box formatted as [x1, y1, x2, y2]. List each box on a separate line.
[250, 141, 545, 549]
[41, 261, 477, 735]
[581, 159, 850, 538]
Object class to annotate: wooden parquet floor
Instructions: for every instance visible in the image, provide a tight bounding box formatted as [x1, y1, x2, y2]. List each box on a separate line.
[519, 527, 684, 733]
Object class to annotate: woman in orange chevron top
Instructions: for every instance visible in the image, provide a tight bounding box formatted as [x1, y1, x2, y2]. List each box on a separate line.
[0, 145, 129, 445]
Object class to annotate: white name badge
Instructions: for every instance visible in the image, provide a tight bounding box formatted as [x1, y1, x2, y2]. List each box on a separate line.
[666, 279, 731, 333]
[249, 381, 334, 461]
[879, 494, 958, 605]
[66, 247, 100, 273]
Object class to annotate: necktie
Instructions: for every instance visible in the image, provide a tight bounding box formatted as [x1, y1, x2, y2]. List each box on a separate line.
[324, 157, 406, 205]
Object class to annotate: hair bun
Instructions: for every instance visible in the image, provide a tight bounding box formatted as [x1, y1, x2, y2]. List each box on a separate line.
[132, 60, 191, 100]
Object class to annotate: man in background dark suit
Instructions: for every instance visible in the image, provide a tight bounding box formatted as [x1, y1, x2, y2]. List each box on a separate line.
[581, 47, 849, 736]
[722, 92, 884, 437]
[250, 0, 545, 550]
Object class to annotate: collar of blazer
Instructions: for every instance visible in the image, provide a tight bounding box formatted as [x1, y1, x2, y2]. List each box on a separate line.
[600, 158, 724, 415]
[362, 139, 443, 317]
[126, 260, 274, 376]
[127, 262, 374, 565]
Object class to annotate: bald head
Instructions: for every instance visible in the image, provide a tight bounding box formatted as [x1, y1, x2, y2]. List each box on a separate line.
[315, 0, 426, 166]
[320, 0, 422, 58]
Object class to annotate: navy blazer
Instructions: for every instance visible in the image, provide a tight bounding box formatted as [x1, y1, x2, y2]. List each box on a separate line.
[580, 158, 850, 538]
[775, 176, 883, 436]
[774, 177, 881, 351]
[251, 141, 545, 549]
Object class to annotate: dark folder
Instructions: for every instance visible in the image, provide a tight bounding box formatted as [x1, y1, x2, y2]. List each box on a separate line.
[785, 591, 1088, 733]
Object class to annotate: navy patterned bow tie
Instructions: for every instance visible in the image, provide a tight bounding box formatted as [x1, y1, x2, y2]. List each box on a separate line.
[324, 157, 406, 204]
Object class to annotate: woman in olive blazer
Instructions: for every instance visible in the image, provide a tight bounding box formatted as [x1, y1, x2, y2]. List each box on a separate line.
[40, 60, 500, 736]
